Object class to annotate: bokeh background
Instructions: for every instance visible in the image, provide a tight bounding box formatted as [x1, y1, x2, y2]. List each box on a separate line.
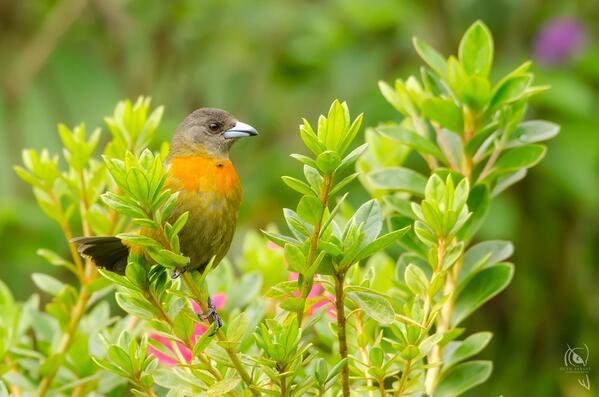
[1, 1, 598, 396]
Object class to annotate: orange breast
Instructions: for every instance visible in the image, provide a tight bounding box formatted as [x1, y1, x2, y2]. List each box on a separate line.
[167, 156, 240, 195]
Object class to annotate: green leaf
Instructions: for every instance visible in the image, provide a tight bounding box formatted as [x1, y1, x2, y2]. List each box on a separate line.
[297, 195, 323, 225]
[446, 56, 468, 98]
[284, 244, 306, 273]
[507, 120, 560, 147]
[377, 125, 444, 160]
[458, 21, 493, 77]
[281, 297, 305, 312]
[226, 312, 248, 343]
[31, 273, 65, 296]
[489, 74, 532, 110]
[491, 169, 527, 197]
[404, 264, 429, 296]
[304, 165, 323, 191]
[457, 184, 489, 242]
[347, 291, 395, 325]
[126, 168, 150, 201]
[37, 249, 77, 274]
[461, 240, 513, 282]
[330, 173, 359, 196]
[491, 144, 546, 175]
[107, 345, 133, 374]
[281, 176, 316, 196]
[290, 153, 318, 169]
[206, 377, 241, 397]
[443, 332, 493, 371]
[283, 208, 312, 240]
[300, 119, 323, 155]
[116, 292, 155, 319]
[316, 151, 341, 174]
[261, 230, 300, 248]
[378, 80, 415, 116]
[436, 360, 493, 397]
[322, 100, 347, 151]
[337, 143, 368, 171]
[339, 113, 364, 156]
[350, 199, 382, 245]
[462, 76, 491, 110]
[452, 263, 514, 326]
[413, 37, 447, 75]
[442, 241, 465, 270]
[369, 167, 427, 196]
[354, 226, 410, 261]
[422, 97, 464, 133]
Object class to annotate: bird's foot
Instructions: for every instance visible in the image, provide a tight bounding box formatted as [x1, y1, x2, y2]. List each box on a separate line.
[197, 296, 223, 336]
[170, 265, 188, 280]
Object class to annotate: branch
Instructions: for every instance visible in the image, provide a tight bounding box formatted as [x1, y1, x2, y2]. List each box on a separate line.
[180, 272, 260, 396]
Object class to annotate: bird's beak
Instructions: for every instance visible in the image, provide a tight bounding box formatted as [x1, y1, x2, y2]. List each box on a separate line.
[223, 121, 258, 139]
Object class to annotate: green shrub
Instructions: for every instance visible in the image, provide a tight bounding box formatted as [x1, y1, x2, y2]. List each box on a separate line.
[1, 21, 557, 396]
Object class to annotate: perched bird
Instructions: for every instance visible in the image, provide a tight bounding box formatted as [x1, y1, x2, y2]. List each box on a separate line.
[73, 108, 258, 329]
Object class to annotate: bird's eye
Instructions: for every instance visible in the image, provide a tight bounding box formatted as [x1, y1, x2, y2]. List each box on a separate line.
[209, 123, 220, 132]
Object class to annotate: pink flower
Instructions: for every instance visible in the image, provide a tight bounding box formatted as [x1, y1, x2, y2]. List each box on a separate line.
[289, 273, 335, 320]
[149, 293, 226, 365]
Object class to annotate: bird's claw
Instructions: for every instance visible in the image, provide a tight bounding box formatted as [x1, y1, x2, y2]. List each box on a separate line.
[170, 265, 188, 280]
[197, 296, 223, 336]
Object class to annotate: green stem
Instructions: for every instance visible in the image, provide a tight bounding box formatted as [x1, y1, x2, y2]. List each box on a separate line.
[395, 360, 412, 397]
[181, 272, 260, 396]
[280, 371, 288, 397]
[37, 187, 97, 396]
[334, 272, 350, 397]
[425, 239, 461, 393]
[378, 378, 386, 396]
[297, 173, 333, 325]
[36, 289, 91, 397]
[146, 290, 223, 381]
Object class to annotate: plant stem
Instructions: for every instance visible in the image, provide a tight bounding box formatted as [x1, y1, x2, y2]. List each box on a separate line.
[138, 382, 159, 397]
[297, 173, 333, 325]
[36, 288, 91, 397]
[280, 371, 288, 397]
[395, 360, 412, 397]
[378, 378, 386, 396]
[146, 291, 223, 381]
[424, 240, 461, 394]
[181, 272, 260, 396]
[334, 272, 350, 397]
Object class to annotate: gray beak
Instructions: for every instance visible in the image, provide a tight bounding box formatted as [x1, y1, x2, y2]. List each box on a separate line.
[223, 121, 258, 139]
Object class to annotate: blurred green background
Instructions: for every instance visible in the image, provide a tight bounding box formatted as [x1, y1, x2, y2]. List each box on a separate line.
[1, 0, 597, 395]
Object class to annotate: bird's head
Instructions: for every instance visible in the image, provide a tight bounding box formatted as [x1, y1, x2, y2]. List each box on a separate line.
[169, 108, 258, 159]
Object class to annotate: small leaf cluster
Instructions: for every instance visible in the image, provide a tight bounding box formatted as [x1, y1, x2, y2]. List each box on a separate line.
[104, 96, 164, 158]
[264, 100, 403, 323]
[371, 20, 558, 194]
[93, 332, 158, 396]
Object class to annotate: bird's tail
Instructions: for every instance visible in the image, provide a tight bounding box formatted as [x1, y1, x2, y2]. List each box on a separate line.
[71, 236, 129, 274]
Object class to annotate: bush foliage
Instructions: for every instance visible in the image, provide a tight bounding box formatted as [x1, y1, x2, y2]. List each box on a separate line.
[1, 21, 558, 396]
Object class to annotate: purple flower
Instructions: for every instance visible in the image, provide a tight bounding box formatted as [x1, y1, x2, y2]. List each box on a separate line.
[534, 17, 586, 65]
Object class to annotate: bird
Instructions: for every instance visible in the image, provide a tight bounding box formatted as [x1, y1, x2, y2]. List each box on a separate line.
[72, 108, 258, 330]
